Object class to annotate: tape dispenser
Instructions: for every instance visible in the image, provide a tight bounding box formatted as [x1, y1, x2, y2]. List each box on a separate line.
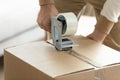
[51, 12, 78, 51]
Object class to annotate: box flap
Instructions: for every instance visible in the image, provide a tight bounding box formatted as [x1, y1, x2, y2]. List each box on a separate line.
[71, 36, 120, 67]
[5, 41, 94, 78]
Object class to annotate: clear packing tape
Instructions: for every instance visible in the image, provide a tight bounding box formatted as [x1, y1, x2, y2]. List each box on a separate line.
[57, 13, 118, 80]
[67, 50, 104, 80]
[67, 46, 120, 80]
[49, 13, 120, 80]
[57, 12, 78, 36]
[51, 12, 120, 80]
[50, 12, 78, 50]
[47, 12, 78, 40]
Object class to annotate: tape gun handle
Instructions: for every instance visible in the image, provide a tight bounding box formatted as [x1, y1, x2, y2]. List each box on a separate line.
[51, 16, 62, 47]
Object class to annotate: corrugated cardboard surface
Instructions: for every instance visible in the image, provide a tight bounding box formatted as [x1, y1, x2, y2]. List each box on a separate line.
[4, 36, 120, 80]
[70, 36, 120, 80]
[71, 36, 120, 67]
[4, 41, 95, 80]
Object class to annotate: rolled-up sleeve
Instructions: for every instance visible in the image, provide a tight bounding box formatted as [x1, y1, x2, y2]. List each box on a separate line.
[39, 0, 54, 5]
[101, 0, 120, 23]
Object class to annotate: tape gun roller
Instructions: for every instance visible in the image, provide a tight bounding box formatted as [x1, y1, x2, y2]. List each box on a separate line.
[51, 12, 78, 51]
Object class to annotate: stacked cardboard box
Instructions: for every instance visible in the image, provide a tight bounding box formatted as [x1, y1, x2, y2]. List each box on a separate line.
[4, 36, 120, 80]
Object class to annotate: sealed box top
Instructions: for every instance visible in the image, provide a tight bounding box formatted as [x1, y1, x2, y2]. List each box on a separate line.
[71, 36, 120, 67]
[5, 41, 94, 78]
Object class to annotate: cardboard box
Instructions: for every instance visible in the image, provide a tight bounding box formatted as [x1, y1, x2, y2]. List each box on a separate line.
[4, 36, 120, 80]
[71, 36, 120, 80]
[4, 41, 95, 80]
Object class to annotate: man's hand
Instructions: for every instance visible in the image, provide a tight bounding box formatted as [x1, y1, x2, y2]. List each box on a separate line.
[37, 4, 58, 32]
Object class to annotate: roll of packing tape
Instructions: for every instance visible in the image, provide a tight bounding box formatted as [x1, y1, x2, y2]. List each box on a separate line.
[57, 12, 78, 36]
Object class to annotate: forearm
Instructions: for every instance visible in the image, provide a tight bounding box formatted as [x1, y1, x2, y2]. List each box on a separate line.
[88, 15, 114, 42]
[39, 0, 54, 6]
[91, 0, 120, 42]
[95, 15, 114, 35]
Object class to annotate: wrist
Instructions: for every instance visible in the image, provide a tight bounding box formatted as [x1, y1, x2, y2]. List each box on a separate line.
[95, 26, 108, 35]
[95, 15, 114, 34]
[91, 28, 107, 42]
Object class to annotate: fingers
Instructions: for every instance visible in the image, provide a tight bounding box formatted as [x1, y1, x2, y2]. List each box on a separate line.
[37, 4, 58, 33]
[37, 18, 51, 32]
[37, 22, 51, 32]
[41, 25, 51, 33]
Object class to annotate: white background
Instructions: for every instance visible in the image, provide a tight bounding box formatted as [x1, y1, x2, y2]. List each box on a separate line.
[0, 0, 45, 56]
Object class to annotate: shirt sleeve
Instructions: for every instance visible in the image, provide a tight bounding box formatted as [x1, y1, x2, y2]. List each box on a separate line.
[39, 0, 54, 5]
[101, 0, 120, 23]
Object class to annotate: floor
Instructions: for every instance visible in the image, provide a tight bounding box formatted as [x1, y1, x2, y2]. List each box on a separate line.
[0, 56, 4, 80]
[0, 68, 4, 80]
